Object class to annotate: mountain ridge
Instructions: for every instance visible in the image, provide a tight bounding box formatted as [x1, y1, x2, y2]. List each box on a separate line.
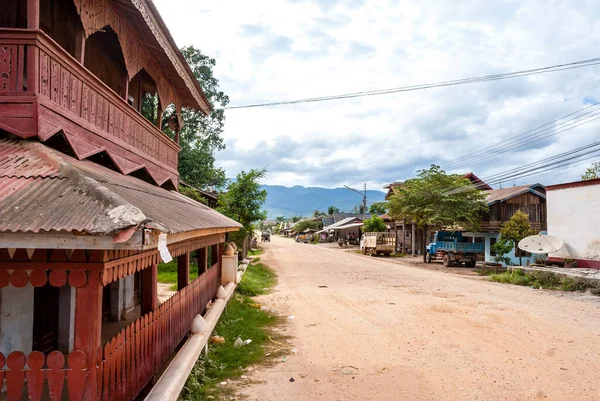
[262, 184, 386, 219]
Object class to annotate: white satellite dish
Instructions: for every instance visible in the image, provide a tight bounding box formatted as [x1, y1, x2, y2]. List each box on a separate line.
[518, 234, 564, 254]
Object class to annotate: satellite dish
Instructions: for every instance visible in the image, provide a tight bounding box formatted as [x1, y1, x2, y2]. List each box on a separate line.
[518, 234, 564, 254]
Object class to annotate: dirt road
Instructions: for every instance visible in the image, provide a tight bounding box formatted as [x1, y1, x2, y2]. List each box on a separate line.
[240, 236, 600, 401]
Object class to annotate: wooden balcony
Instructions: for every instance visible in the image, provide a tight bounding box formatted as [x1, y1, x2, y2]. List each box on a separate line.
[480, 220, 547, 233]
[0, 28, 179, 186]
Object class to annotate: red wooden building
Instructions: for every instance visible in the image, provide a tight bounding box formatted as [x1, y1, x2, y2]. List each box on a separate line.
[0, 0, 241, 399]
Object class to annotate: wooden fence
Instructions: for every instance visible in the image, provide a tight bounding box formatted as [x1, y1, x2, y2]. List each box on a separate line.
[0, 263, 220, 400]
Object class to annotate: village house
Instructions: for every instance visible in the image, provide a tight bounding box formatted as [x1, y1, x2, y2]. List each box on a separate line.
[0, 1, 241, 399]
[545, 178, 600, 268]
[385, 175, 546, 263]
[463, 183, 547, 265]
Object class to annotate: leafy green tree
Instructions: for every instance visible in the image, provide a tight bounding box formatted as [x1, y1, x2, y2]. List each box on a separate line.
[313, 210, 326, 217]
[275, 216, 286, 223]
[499, 210, 536, 266]
[582, 161, 600, 180]
[217, 169, 267, 252]
[291, 216, 303, 223]
[388, 165, 488, 261]
[163, 46, 228, 189]
[327, 206, 340, 215]
[179, 186, 207, 205]
[368, 202, 388, 215]
[293, 220, 321, 233]
[491, 236, 513, 266]
[362, 216, 388, 233]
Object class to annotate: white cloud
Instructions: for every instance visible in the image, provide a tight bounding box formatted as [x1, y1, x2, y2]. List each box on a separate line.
[155, 0, 600, 189]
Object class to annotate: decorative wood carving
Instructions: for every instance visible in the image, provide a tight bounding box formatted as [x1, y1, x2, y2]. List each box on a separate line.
[0, 46, 14, 91]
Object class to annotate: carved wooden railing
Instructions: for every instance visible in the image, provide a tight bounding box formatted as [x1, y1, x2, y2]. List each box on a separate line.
[0, 264, 221, 400]
[0, 28, 179, 172]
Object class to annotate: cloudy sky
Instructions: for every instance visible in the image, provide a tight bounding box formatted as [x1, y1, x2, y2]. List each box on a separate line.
[154, 0, 600, 191]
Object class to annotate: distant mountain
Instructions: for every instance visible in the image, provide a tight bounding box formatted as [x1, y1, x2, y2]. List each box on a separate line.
[262, 185, 386, 219]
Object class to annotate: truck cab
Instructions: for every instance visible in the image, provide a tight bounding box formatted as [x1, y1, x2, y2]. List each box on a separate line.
[426, 231, 484, 267]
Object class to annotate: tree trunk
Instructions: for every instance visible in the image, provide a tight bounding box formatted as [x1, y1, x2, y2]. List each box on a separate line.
[422, 225, 427, 262]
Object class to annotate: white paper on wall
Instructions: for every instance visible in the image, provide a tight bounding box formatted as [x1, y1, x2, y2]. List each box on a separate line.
[158, 233, 173, 263]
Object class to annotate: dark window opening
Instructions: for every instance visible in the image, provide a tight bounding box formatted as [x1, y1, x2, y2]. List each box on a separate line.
[0, 0, 27, 28]
[489, 237, 497, 256]
[40, 0, 84, 58]
[84, 26, 128, 98]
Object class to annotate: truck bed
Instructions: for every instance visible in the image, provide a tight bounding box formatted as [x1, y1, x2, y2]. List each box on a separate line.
[435, 241, 485, 253]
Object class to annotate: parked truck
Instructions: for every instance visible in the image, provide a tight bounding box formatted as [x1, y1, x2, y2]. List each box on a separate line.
[426, 231, 484, 267]
[362, 232, 396, 256]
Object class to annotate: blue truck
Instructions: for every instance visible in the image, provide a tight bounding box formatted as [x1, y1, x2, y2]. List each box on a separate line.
[426, 231, 484, 267]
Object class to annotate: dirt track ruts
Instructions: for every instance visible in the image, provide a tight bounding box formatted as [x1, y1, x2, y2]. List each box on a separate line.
[240, 236, 600, 401]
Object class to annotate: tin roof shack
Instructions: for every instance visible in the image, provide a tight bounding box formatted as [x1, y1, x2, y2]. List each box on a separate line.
[0, 1, 241, 400]
[546, 178, 600, 268]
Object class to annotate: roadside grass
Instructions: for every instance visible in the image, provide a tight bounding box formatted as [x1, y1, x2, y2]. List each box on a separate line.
[488, 269, 600, 295]
[157, 260, 199, 291]
[237, 263, 276, 296]
[390, 253, 408, 258]
[181, 261, 280, 400]
[248, 248, 264, 257]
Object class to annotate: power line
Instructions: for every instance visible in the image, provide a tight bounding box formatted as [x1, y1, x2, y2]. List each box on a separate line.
[444, 141, 600, 194]
[444, 105, 600, 170]
[443, 101, 600, 169]
[225, 57, 600, 109]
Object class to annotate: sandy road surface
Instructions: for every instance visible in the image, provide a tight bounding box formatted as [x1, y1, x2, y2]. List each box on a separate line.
[239, 236, 600, 401]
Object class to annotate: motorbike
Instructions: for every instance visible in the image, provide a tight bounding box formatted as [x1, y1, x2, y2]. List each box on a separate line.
[338, 237, 348, 247]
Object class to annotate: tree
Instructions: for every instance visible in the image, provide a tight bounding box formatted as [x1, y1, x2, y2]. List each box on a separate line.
[217, 169, 267, 253]
[313, 210, 326, 217]
[163, 46, 228, 189]
[293, 220, 321, 233]
[582, 161, 600, 180]
[368, 202, 388, 215]
[388, 165, 488, 261]
[327, 206, 340, 216]
[499, 210, 536, 266]
[491, 236, 513, 266]
[179, 186, 208, 205]
[362, 216, 387, 233]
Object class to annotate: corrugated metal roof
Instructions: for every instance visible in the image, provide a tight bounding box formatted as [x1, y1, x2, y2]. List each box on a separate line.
[0, 139, 241, 235]
[484, 184, 546, 204]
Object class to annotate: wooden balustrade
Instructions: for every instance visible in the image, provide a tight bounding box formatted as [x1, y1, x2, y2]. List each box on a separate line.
[0, 263, 221, 400]
[0, 28, 179, 175]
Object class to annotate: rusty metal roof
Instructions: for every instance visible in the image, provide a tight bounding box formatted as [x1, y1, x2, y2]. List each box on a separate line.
[484, 184, 546, 205]
[0, 138, 241, 235]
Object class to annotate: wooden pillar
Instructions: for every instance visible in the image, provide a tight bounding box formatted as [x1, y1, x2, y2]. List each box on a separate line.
[177, 253, 190, 290]
[211, 245, 218, 268]
[75, 31, 86, 64]
[218, 242, 224, 272]
[74, 270, 102, 400]
[156, 101, 163, 129]
[141, 264, 157, 315]
[197, 247, 207, 275]
[27, 0, 39, 29]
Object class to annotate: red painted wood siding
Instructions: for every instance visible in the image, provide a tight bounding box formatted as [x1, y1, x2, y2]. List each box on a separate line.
[0, 29, 179, 182]
[0, 264, 221, 400]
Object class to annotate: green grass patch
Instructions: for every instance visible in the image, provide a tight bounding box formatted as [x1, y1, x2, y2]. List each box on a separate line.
[181, 260, 279, 400]
[157, 260, 199, 291]
[236, 263, 276, 297]
[489, 269, 600, 295]
[248, 248, 264, 257]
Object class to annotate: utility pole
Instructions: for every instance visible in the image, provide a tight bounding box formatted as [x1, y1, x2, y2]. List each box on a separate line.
[344, 184, 367, 222]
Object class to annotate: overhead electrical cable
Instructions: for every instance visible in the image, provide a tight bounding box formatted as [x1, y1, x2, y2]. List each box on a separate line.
[443, 100, 600, 169]
[444, 107, 600, 170]
[443, 141, 600, 194]
[225, 57, 600, 109]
